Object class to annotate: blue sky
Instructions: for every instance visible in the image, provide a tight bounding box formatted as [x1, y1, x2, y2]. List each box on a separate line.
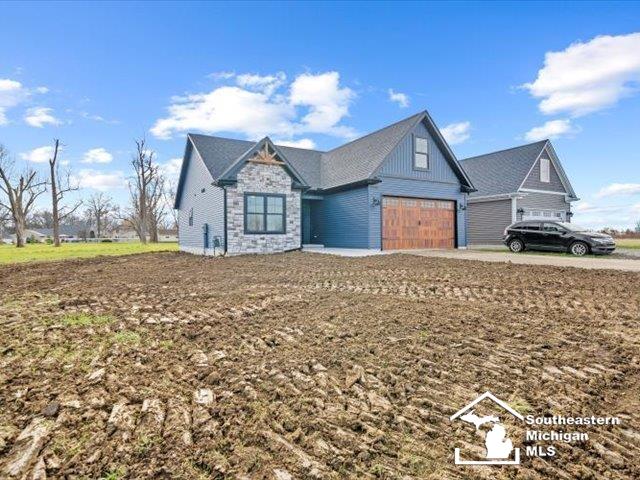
[1, 1, 639, 229]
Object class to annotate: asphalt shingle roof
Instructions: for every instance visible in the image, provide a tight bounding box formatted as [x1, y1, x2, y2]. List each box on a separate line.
[460, 140, 547, 197]
[185, 111, 467, 191]
[320, 112, 424, 189]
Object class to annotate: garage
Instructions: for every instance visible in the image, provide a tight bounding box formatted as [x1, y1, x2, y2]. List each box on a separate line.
[382, 196, 456, 250]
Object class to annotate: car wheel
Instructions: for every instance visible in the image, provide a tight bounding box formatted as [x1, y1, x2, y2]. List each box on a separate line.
[508, 238, 524, 253]
[570, 241, 589, 256]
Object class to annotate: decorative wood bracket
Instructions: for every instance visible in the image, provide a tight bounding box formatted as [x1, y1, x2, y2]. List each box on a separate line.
[249, 144, 284, 165]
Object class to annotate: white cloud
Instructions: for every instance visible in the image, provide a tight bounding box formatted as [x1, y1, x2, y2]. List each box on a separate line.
[24, 107, 61, 127]
[524, 119, 579, 141]
[74, 169, 126, 191]
[388, 88, 409, 108]
[523, 33, 640, 117]
[20, 145, 55, 163]
[595, 183, 640, 198]
[571, 200, 640, 230]
[151, 71, 356, 141]
[208, 71, 235, 80]
[82, 147, 113, 164]
[159, 157, 183, 182]
[236, 72, 286, 95]
[441, 121, 471, 145]
[289, 72, 356, 137]
[151, 86, 295, 140]
[0, 79, 49, 125]
[0, 79, 28, 125]
[274, 138, 317, 149]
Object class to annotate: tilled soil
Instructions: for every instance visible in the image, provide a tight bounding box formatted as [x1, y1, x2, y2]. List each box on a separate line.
[0, 251, 639, 479]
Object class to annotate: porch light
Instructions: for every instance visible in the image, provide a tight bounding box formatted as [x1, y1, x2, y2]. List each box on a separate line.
[517, 208, 525, 214]
[371, 197, 381, 207]
[458, 204, 467, 211]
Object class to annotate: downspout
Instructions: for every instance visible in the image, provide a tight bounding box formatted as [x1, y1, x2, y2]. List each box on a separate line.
[223, 186, 228, 255]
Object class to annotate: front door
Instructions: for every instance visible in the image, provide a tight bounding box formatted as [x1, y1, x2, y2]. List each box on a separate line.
[302, 202, 311, 244]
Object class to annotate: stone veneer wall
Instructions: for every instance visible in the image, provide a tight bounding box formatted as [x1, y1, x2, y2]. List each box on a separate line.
[226, 162, 301, 255]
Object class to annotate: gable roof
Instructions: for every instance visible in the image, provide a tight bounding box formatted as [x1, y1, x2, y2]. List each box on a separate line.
[320, 112, 424, 189]
[460, 140, 548, 197]
[460, 140, 576, 198]
[175, 110, 475, 205]
[216, 136, 309, 187]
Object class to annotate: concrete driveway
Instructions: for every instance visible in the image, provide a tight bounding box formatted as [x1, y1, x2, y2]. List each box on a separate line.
[403, 248, 640, 272]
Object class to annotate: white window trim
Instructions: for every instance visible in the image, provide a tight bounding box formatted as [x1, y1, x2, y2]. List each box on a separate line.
[540, 158, 550, 183]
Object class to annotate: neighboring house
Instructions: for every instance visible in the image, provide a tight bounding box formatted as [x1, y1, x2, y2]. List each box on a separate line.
[460, 140, 578, 245]
[10, 229, 47, 243]
[174, 111, 475, 255]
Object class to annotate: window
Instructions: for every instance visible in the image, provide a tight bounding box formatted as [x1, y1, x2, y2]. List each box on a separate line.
[517, 222, 540, 231]
[188, 208, 193, 226]
[414, 136, 429, 170]
[540, 158, 550, 183]
[244, 193, 286, 234]
[543, 223, 564, 233]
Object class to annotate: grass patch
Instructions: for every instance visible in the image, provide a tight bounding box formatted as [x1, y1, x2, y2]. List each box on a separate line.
[509, 397, 533, 415]
[61, 313, 114, 327]
[0, 242, 178, 265]
[616, 238, 640, 250]
[101, 467, 126, 480]
[113, 331, 141, 345]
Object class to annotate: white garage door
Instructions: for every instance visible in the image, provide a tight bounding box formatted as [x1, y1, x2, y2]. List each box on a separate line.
[522, 209, 565, 221]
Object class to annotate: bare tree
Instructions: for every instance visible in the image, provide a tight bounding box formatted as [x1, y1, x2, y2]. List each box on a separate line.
[147, 175, 167, 243]
[0, 204, 9, 240]
[166, 183, 178, 230]
[0, 144, 47, 247]
[48, 139, 82, 246]
[123, 138, 159, 244]
[86, 192, 114, 238]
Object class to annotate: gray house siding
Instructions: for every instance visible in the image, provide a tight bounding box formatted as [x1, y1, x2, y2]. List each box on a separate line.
[316, 187, 369, 248]
[521, 148, 566, 193]
[467, 199, 512, 245]
[516, 192, 571, 221]
[178, 147, 225, 255]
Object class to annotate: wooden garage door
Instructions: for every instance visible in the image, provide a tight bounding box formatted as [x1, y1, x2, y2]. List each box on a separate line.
[382, 196, 455, 250]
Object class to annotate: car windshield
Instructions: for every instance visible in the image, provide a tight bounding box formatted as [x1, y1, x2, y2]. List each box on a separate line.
[554, 222, 589, 232]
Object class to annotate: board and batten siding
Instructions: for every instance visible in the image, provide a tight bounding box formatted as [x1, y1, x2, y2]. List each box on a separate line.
[521, 148, 566, 193]
[377, 120, 460, 184]
[467, 199, 512, 245]
[516, 192, 571, 221]
[178, 146, 225, 255]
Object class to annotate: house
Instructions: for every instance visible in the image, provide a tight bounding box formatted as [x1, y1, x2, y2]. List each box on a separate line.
[460, 140, 578, 245]
[174, 111, 475, 255]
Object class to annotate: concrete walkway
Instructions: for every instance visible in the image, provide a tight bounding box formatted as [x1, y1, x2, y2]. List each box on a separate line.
[403, 248, 640, 272]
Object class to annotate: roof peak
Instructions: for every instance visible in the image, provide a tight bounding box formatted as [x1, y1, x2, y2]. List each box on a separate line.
[325, 111, 425, 154]
[461, 139, 548, 162]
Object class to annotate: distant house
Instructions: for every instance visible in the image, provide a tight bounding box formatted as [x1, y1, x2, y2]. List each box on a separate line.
[460, 140, 578, 245]
[173, 111, 475, 256]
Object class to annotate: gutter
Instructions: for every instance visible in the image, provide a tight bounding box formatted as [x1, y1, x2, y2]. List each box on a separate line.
[318, 177, 382, 194]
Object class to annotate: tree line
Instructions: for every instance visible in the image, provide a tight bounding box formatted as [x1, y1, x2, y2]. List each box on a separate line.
[0, 138, 176, 248]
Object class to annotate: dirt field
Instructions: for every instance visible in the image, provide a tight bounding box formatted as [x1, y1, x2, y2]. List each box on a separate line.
[1, 252, 639, 479]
